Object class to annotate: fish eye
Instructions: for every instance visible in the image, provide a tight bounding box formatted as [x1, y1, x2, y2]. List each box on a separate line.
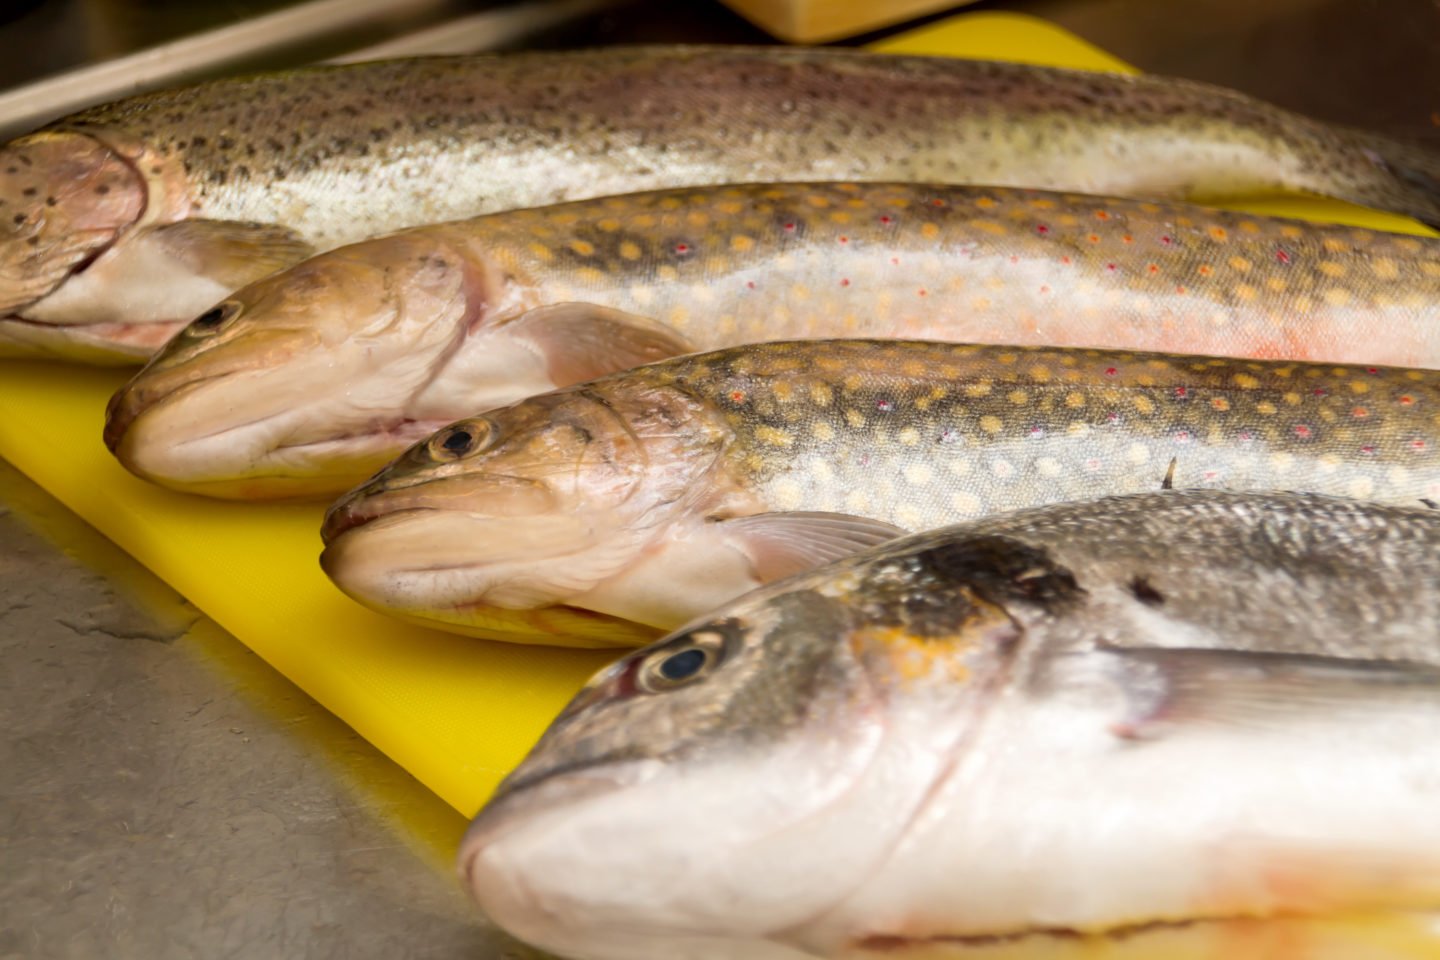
[190, 301, 241, 335]
[427, 419, 493, 461]
[636, 622, 740, 693]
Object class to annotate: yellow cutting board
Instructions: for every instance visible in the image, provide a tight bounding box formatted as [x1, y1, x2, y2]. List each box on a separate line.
[0, 12, 1434, 821]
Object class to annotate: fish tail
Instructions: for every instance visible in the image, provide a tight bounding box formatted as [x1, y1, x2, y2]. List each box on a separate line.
[1318, 128, 1440, 231]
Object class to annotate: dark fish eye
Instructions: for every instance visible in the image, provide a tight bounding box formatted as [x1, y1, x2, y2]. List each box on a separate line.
[658, 647, 707, 681]
[637, 620, 743, 693]
[427, 419, 493, 461]
[191, 301, 240, 335]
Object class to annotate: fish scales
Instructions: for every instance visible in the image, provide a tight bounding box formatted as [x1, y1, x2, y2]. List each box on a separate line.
[7, 46, 1440, 362]
[464, 182, 1440, 362]
[652, 339, 1440, 527]
[49, 48, 1438, 248]
[458, 492, 1440, 959]
[318, 338, 1440, 645]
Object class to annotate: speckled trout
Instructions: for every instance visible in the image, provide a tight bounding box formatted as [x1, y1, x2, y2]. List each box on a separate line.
[105, 183, 1440, 501]
[461, 490, 1440, 960]
[6, 47, 1440, 364]
[319, 339, 1440, 647]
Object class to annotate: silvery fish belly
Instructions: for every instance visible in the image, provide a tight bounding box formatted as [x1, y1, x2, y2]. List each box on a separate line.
[104, 182, 1440, 501]
[460, 491, 1440, 960]
[318, 339, 1440, 647]
[5, 46, 1440, 363]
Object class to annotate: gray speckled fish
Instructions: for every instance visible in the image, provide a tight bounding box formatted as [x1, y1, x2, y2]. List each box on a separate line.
[103, 182, 1440, 501]
[4, 46, 1440, 363]
[318, 339, 1440, 647]
[459, 490, 1440, 960]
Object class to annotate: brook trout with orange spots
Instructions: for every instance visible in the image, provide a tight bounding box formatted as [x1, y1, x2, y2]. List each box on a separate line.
[461, 490, 1440, 960]
[319, 339, 1440, 647]
[7, 46, 1440, 364]
[105, 182, 1440, 500]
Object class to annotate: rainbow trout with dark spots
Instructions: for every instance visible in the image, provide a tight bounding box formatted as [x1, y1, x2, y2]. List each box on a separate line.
[460, 491, 1440, 960]
[6, 46, 1440, 364]
[319, 339, 1440, 647]
[106, 183, 1440, 501]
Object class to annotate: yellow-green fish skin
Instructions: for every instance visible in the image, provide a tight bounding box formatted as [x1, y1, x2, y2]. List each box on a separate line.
[320, 339, 1440, 644]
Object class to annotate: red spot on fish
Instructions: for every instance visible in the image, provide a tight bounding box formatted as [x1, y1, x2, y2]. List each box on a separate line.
[1414, 439, 1427, 450]
[1105, 367, 1118, 376]
[1147, 263, 1159, 274]
[838, 235, 849, 244]
[746, 280, 756, 289]
[1312, 388, 1327, 397]
[1174, 387, 1188, 398]
[879, 215, 893, 225]
[1107, 411, 1121, 423]
[1039, 285, 1051, 294]
[1198, 264, 1213, 276]
[891, 257, 900, 265]
[930, 198, 945, 208]
[1087, 233, 1101, 243]
[1293, 424, 1312, 439]
[1061, 256, 1072, 265]
[729, 390, 745, 404]
[917, 288, 928, 297]
[840, 278, 851, 286]
[1095, 210, 1111, 220]
[1367, 367, 1380, 375]
[1174, 430, 1192, 443]
[1361, 444, 1377, 455]
[674, 243, 690, 254]
[1176, 285, 1188, 294]
[1036, 224, 1050, 235]
[783, 222, 796, 232]
[1028, 426, 1046, 438]
[1276, 249, 1291, 264]
[1160, 235, 1174, 246]
[1203, 471, 1218, 481]
[1122, 234, 1133, 244]
[1010, 255, 1019, 264]
[1353, 406, 1370, 418]
[876, 399, 893, 412]
[1106, 263, 1118, 272]
[1239, 431, 1254, 441]
[1400, 395, 1417, 405]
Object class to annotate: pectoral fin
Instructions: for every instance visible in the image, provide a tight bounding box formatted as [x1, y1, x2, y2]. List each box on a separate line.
[1103, 645, 1440, 740]
[148, 219, 315, 287]
[715, 511, 909, 583]
[504, 302, 695, 386]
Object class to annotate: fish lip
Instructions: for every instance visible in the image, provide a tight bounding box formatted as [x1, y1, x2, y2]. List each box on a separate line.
[320, 504, 434, 546]
[103, 370, 236, 455]
[458, 762, 643, 892]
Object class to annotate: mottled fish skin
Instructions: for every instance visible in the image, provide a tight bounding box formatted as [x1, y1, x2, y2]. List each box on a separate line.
[459, 492, 1440, 960]
[105, 182, 1440, 501]
[5, 46, 1440, 362]
[458, 181, 1440, 362]
[319, 339, 1440, 645]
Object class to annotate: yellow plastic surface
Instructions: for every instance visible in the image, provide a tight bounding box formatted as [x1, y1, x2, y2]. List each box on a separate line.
[0, 12, 1435, 820]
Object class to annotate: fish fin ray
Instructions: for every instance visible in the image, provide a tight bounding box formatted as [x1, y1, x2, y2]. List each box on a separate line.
[716, 511, 908, 583]
[503, 302, 695, 385]
[148, 219, 315, 288]
[1102, 644, 1440, 740]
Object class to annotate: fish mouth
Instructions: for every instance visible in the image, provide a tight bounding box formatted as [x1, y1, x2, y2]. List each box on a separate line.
[321, 503, 429, 544]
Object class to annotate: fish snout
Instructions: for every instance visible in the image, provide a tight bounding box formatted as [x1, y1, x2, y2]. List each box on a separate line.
[320, 482, 390, 543]
[0, 131, 145, 316]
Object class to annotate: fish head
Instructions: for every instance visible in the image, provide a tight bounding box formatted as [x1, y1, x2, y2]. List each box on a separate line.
[0, 130, 145, 319]
[102, 231, 529, 499]
[457, 532, 1083, 958]
[319, 378, 731, 646]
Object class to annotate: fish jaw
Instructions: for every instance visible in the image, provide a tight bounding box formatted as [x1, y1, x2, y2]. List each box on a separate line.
[0, 131, 146, 317]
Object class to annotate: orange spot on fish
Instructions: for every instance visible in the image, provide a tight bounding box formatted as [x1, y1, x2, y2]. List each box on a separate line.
[1094, 210, 1111, 220]
[1087, 233, 1101, 243]
[1353, 406, 1370, 418]
[1122, 234, 1133, 243]
[1400, 395, 1417, 405]
[1147, 263, 1159, 274]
